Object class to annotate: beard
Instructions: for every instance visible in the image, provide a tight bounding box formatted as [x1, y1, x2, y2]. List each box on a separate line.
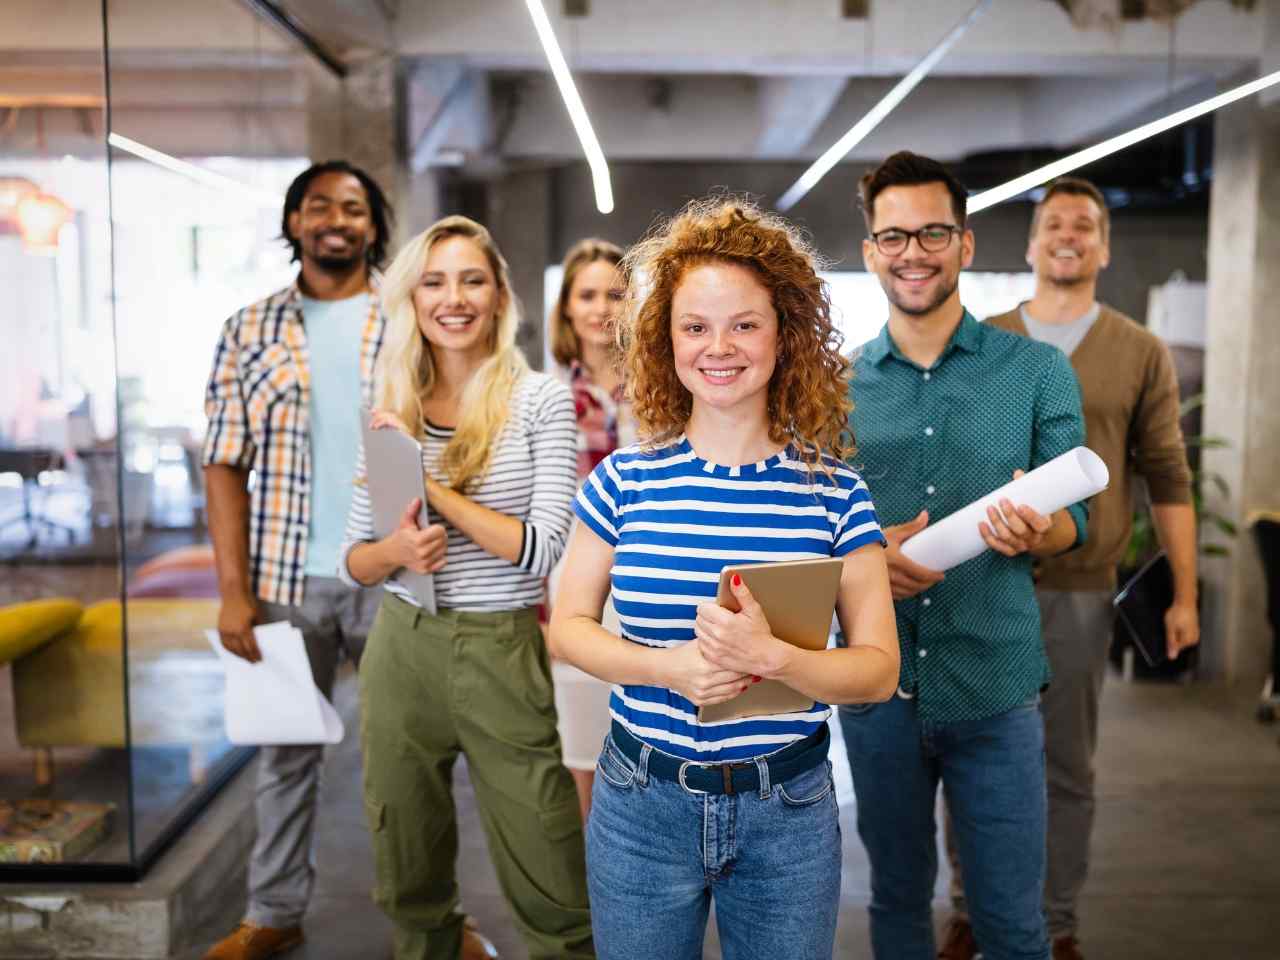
[886, 271, 960, 317]
[304, 233, 369, 273]
[312, 251, 366, 272]
[1046, 270, 1093, 289]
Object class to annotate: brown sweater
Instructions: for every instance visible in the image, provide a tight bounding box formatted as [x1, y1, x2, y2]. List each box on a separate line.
[986, 304, 1193, 590]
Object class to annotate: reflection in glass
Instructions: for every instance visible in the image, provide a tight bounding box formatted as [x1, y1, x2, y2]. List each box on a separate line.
[1, 0, 310, 875]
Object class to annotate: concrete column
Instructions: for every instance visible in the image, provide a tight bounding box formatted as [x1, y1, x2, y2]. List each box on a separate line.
[1201, 79, 1280, 690]
[488, 168, 554, 370]
[305, 56, 439, 256]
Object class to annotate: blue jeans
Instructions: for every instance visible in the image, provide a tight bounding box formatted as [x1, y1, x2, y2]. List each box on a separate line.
[839, 694, 1048, 960]
[586, 732, 841, 960]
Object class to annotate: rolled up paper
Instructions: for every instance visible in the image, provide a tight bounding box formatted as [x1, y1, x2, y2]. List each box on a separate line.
[900, 446, 1109, 572]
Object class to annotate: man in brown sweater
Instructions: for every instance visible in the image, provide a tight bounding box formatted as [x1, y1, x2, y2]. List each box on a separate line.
[940, 177, 1199, 960]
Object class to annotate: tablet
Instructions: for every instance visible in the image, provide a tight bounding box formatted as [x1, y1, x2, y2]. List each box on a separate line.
[360, 408, 437, 614]
[697, 557, 844, 724]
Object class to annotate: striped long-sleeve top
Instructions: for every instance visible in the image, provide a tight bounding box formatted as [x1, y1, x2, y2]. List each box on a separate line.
[573, 437, 886, 762]
[339, 371, 578, 611]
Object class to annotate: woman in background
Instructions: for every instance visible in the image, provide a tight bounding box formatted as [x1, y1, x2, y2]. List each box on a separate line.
[340, 215, 594, 960]
[546, 238, 630, 820]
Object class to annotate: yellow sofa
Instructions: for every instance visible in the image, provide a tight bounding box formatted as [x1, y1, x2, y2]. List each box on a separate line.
[0, 599, 84, 665]
[11, 598, 223, 749]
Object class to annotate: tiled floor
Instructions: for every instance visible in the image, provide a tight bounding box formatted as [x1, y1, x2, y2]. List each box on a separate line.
[237, 670, 1280, 960]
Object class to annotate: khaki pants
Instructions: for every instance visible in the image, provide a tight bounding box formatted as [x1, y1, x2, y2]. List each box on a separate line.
[359, 594, 594, 960]
[252, 576, 379, 928]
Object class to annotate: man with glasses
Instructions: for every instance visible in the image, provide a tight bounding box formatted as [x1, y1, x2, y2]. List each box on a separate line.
[839, 151, 1089, 960]
[940, 178, 1197, 960]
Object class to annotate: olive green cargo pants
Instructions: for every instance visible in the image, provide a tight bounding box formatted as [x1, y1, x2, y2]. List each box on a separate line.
[359, 594, 595, 959]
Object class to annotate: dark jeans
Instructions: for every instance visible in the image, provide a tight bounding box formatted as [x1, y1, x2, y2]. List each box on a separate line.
[840, 693, 1049, 960]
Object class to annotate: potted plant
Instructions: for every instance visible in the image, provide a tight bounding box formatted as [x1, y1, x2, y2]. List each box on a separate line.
[1110, 393, 1236, 679]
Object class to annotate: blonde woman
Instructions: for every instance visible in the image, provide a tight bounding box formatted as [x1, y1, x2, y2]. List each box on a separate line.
[549, 199, 899, 959]
[545, 238, 629, 820]
[339, 216, 593, 960]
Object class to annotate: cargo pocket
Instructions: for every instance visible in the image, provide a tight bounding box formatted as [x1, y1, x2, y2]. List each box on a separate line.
[363, 795, 385, 832]
[363, 795, 389, 908]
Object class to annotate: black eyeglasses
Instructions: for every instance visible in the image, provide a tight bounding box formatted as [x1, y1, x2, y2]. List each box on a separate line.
[869, 223, 961, 256]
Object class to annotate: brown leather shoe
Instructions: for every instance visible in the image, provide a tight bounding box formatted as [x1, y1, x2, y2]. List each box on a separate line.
[938, 915, 979, 960]
[462, 915, 499, 959]
[1052, 935, 1085, 960]
[202, 922, 303, 960]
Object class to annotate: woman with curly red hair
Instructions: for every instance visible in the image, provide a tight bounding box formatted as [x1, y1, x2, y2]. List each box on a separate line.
[548, 198, 899, 959]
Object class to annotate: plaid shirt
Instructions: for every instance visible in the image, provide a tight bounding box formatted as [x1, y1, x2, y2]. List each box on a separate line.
[566, 359, 634, 479]
[202, 280, 386, 606]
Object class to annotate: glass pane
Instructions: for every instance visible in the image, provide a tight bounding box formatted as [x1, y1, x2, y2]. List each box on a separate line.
[102, 0, 307, 863]
[0, 2, 131, 867]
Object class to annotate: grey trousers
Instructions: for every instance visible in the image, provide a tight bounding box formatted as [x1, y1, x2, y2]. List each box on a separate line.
[947, 587, 1114, 940]
[249, 575, 379, 929]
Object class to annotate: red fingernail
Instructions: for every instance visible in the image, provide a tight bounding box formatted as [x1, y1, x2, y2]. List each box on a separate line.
[732, 574, 741, 587]
[752, 676, 762, 683]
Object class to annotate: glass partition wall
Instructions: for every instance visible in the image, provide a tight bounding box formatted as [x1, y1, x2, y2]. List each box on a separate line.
[0, 0, 309, 879]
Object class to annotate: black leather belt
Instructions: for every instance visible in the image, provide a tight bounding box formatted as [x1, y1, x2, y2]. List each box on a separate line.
[609, 720, 829, 796]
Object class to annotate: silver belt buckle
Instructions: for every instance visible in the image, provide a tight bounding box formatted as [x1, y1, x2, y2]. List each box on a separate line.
[677, 760, 710, 795]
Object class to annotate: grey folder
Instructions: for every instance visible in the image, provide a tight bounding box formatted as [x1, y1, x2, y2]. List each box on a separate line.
[360, 408, 437, 614]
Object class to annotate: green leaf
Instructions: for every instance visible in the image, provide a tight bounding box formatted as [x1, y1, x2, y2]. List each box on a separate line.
[1213, 516, 1240, 537]
[1180, 393, 1206, 417]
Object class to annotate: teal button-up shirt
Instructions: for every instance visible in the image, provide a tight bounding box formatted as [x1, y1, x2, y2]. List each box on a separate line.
[849, 310, 1088, 725]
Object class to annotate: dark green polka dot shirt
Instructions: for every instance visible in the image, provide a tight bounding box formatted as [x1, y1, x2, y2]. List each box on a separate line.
[849, 310, 1089, 726]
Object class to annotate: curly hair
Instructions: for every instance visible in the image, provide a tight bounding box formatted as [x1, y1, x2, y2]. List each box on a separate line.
[618, 196, 854, 473]
[280, 159, 394, 268]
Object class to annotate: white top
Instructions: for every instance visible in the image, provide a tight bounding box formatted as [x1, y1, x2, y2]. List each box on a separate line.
[339, 371, 579, 612]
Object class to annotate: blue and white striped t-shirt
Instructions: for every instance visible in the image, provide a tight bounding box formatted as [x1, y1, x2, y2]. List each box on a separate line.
[573, 436, 886, 762]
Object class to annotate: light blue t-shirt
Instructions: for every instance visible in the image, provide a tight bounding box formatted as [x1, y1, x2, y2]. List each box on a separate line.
[301, 292, 369, 577]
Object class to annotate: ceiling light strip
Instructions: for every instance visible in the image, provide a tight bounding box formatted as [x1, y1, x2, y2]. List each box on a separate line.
[107, 132, 280, 209]
[968, 68, 1280, 215]
[776, 0, 992, 212]
[523, 0, 614, 214]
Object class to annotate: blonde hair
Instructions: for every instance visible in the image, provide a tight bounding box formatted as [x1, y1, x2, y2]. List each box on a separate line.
[549, 238, 624, 367]
[619, 197, 853, 474]
[375, 215, 527, 492]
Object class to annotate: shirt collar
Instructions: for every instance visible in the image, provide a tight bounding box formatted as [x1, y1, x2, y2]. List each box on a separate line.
[864, 308, 980, 368]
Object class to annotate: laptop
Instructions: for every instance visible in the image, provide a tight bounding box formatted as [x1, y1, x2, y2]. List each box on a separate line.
[1113, 551, 1173, 668]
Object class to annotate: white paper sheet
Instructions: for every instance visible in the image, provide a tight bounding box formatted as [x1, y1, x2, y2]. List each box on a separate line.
[205, 621, 345, 745]
[900, 446, 1109, 572]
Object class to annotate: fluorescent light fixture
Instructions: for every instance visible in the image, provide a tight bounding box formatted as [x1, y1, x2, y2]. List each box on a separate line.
[107, 132, 280, 209]
[777, 0, 991, 212]
[523, 0, 614, 214]
[968, 67, 1280, 215]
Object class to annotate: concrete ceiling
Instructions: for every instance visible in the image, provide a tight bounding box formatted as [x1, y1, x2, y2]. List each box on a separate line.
[0, 0, 1270, 169]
